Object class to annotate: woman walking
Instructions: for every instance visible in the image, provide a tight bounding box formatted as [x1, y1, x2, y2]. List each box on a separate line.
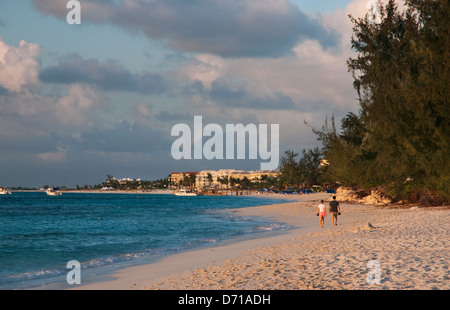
[317, 199, 326, 228]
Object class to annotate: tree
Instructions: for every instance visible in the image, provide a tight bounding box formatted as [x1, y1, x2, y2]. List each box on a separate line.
[218, 176, 229, 189]
[347, 0, 449, 200]
[105, 174, 119, 189]
[240, 176, 252, 189]
[311, 0, 449, 201]
[189, 174, 197, 189]
[207, 173, 213, 187]
[229, 177, 238, 188]
[279, 150, 300, 188]
[298, 147, 324, 186]
[182, 175, 191, 188]
[307, 113, 377, 187]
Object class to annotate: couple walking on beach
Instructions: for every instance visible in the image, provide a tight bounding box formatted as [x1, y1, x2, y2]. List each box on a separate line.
[317, 196, 341, 228]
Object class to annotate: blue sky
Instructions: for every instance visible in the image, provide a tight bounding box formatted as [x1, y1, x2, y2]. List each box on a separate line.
[0, 0, 375, 187]
[292, 0, 352, 12]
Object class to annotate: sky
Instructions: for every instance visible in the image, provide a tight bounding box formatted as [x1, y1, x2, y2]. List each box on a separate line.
[0, 0, 391, 187]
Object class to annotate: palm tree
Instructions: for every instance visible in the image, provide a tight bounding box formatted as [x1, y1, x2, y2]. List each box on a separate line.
[189, 174, 197, 189]
[207, 173, 213, 187]
[182, 175, 190, 188]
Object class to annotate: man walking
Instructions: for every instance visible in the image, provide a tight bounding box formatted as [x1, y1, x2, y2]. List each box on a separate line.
[329, 196, 341, 226]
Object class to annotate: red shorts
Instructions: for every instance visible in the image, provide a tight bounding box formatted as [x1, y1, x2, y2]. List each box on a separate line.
[319, 211, 326, 218]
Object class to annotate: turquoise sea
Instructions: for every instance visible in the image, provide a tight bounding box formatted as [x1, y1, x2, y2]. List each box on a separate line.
[0, 192, 289, 289]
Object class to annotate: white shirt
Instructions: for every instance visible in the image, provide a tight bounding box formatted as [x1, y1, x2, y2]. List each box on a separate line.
[318, 203, 326, 212]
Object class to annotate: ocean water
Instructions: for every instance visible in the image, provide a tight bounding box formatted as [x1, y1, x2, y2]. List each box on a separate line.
[0, 192, 289, 289]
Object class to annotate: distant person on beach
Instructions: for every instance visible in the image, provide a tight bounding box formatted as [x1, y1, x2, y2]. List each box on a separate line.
[329, 196, 341, 226]
[317, 199, 326, 228]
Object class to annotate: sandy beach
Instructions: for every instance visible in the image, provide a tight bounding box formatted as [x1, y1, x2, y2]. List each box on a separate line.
[65, 192, 449, 290]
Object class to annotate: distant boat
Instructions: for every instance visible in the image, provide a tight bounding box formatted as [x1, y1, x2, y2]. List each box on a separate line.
[46, 187, 62, 196]
[174, 189, 197, 196]
[0, 187, 11, 195]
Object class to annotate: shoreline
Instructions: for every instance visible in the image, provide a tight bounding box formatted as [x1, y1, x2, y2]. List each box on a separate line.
[33, 193, 326, 290]
[11, 189, 173, 194]
[34, 192, 449, 290]
[12, 188, 318, 197]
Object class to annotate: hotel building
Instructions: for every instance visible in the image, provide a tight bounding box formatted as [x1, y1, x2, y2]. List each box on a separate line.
[169, 169, 280, 189]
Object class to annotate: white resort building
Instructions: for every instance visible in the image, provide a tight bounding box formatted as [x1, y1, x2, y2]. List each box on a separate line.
[169, 169, 280, 189]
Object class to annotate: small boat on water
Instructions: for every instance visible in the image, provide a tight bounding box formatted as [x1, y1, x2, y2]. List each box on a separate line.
[46, 187, 62, 196]
[174, 189, 197, 196]
[0, 187, 12, 195]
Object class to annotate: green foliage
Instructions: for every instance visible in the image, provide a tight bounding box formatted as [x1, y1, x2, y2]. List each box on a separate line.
[312, 0, 449, 202]
[279, 150, 301, 187]
[279, 148, 326, 188]
[99, 174, 168, 190]
[298, 147, 324, 186]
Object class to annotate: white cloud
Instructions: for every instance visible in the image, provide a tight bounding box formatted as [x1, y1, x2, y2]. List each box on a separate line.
[0, 38, 42, 92]
[163, 1, 385, 152]
[175, 15, 357, 123]
[55, 83, 107, 128]
[177, 0, 408, 120]
[0, 37, 108, 136]
[37, 146, 67, 162]
[178, 54, 227, 90]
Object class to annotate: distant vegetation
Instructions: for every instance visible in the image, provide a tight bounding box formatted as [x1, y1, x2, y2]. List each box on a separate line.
[278, 148, 329, 190]
[74, 174, 169, 191]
